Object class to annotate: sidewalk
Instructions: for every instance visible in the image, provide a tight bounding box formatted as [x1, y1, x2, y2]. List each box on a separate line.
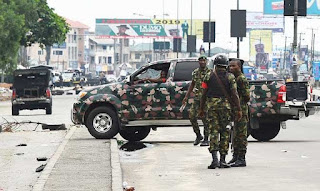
[33, 126, 122, 191]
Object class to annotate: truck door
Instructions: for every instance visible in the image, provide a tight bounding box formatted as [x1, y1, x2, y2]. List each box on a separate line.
[127, 63, 170, 120]
[167, 60, 200, 119]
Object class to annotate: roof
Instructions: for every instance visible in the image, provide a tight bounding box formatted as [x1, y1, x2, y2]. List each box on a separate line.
[89, 37, 114, 45]
[65, 18, 89, 29]
[130, 43, 153, 52]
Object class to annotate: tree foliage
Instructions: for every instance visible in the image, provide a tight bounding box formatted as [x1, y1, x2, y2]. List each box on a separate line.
[0, 0, 69, 72]
[0, 0, 25, 72]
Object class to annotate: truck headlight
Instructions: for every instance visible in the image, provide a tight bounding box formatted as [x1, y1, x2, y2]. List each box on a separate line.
[77, 91, 87, 100]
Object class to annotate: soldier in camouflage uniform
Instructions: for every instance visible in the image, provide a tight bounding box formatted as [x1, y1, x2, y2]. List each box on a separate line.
[228, 59, 250, 167]
[183, 55, 211, 146]
[199, 54, 242, 169]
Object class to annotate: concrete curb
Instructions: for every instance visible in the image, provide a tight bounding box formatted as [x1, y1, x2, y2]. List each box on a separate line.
[32, 126, 77, 191]
[111, 138, 123, 191]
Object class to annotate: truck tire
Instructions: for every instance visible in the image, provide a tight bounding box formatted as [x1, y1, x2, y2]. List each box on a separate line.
[119, 127, 151, 142]
[12, 106, 19, 116]
[251, 122, 280, 142]
[46, 105, 52, 115]
[86, 106, 119, 139]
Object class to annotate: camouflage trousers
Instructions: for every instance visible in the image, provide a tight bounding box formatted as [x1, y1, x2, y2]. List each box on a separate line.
[207, 109, 231, 155]
[189, 100, 209, 137]
[232, 114, 248, 155]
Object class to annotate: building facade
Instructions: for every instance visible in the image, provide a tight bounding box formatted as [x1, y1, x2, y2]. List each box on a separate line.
[26, 18, 89, 72]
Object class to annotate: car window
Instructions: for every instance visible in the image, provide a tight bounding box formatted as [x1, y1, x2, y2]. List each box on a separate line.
[134, 63, 170, 81]
[173, 61, 199, 81]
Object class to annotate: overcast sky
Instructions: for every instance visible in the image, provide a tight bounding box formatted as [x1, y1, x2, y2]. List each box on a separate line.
[47, 0, 319, 59]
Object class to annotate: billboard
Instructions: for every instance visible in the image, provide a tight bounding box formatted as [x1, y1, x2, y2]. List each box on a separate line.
[246, 12, 284, 32]
[95, 19, 205, 39]
[250, 30, 273, 72]
[264, 0, 320, 15]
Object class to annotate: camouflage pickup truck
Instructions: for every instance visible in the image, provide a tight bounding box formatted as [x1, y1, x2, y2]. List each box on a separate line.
[71, 58, 320, 141]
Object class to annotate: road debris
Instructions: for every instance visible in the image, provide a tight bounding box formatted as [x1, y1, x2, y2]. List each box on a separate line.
[120, 141, 147, 152]
[35, 164, 47, 172]
[122, 181, 135, 191]
[16, 143, 27, 147]
[36, 157, 48, 161]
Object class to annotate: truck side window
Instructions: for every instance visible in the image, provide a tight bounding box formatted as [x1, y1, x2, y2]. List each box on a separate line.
[173, 61, 199, 81]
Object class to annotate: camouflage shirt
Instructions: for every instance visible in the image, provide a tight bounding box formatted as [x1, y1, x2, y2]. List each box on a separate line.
[236, 73, 250, 113]
[192, 67, 211, 100]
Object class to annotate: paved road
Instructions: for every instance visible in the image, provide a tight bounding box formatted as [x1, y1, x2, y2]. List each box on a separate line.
[118, 114, 320, 191]
[0, 93, 76, 191]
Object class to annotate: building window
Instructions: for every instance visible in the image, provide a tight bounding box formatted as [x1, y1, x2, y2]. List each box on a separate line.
[108, 56, 112, 64]
[115, 53, 119, 62]
[103, 57, 107, 63]
[73, 31, 77, 42]
[90, 44, 94, 50]
[124, 39, 129, 47]
[99, 56, 102, 64]
[102, 45, 107, 50]
[135, 53, 141, 59]
[38, 50, 43, 55]
[123, 54, 129, 63]
[68, 47, 71, 59]
[53, 50, 63, 55]
[145, 54, 152, 62]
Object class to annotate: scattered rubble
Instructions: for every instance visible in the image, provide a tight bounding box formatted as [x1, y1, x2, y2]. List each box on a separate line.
[35, 164, 47, 172]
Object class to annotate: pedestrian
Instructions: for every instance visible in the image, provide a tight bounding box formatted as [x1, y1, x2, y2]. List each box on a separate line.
[228, 59, 251, 167]
[199, 54, 242, 169]
[183, 55, 211, 146]
[59, 74, 63, 88]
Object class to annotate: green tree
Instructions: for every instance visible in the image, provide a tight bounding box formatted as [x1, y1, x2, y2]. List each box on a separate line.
[0, 0, 25, 73]
[30, 0, 69, 65]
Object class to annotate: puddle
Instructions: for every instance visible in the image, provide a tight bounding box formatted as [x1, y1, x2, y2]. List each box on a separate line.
[120, 141, 147, 152]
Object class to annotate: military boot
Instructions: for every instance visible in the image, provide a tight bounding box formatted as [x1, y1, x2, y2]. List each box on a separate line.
[228, 153, 238, 165]
[219, 154, 231, 168]
[208, 151, 219, 169]
[200, 136, 209, 146]
[231, 154, 246, 167]
[193, 134, 203, 146]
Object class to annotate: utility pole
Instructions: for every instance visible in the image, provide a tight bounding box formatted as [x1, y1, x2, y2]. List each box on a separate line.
[237, 0, 240, 58]
[283, 36, 287, 73]
[189, 0, 193, 57]
[292, 0, 299, 81]
[176, 0, 179, 58]
[208, 0, 211, 57]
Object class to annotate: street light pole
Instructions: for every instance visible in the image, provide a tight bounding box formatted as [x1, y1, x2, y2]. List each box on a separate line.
[189, 0, 193, 57]
[292, 0, 299, 81]
[237, 0, 240, 58]
[208, 0, 211, 57]
[177, 0, 179, 58]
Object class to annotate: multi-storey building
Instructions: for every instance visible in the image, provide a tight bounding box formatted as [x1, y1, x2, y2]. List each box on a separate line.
[26, 18, 89, 72]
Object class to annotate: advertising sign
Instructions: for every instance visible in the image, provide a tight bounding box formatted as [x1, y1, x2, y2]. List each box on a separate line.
[95, 19, 205, 39]
[250, 30, 273, 72]
[264, 0, 320, 15]
[313, 61, 320, 80]
[246, 12, 284, 32]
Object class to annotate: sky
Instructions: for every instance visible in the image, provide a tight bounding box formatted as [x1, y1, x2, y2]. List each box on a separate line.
[47, 0, 320, 59]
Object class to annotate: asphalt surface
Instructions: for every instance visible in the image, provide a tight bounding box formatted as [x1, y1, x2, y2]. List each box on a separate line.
[0, 88, 123, 191]
[118, 114, 320, 191]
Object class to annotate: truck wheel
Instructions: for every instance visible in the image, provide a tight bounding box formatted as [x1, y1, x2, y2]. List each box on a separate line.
[46, 105, 52, 115]
[119, 127, 151, 141]
[251, 122, 280, 141]
[86, 106, 119, 139]
[12, 106, 19, 116]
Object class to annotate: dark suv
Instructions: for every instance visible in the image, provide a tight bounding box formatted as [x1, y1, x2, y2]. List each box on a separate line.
[11, 68, 53, 115]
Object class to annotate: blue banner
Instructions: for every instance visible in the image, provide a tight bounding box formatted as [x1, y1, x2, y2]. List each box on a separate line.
[313, 62, 320, 80]
[264, 0, 320, 15]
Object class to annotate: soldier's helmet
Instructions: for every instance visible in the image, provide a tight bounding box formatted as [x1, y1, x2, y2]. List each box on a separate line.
[213, 54, 228, 67]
